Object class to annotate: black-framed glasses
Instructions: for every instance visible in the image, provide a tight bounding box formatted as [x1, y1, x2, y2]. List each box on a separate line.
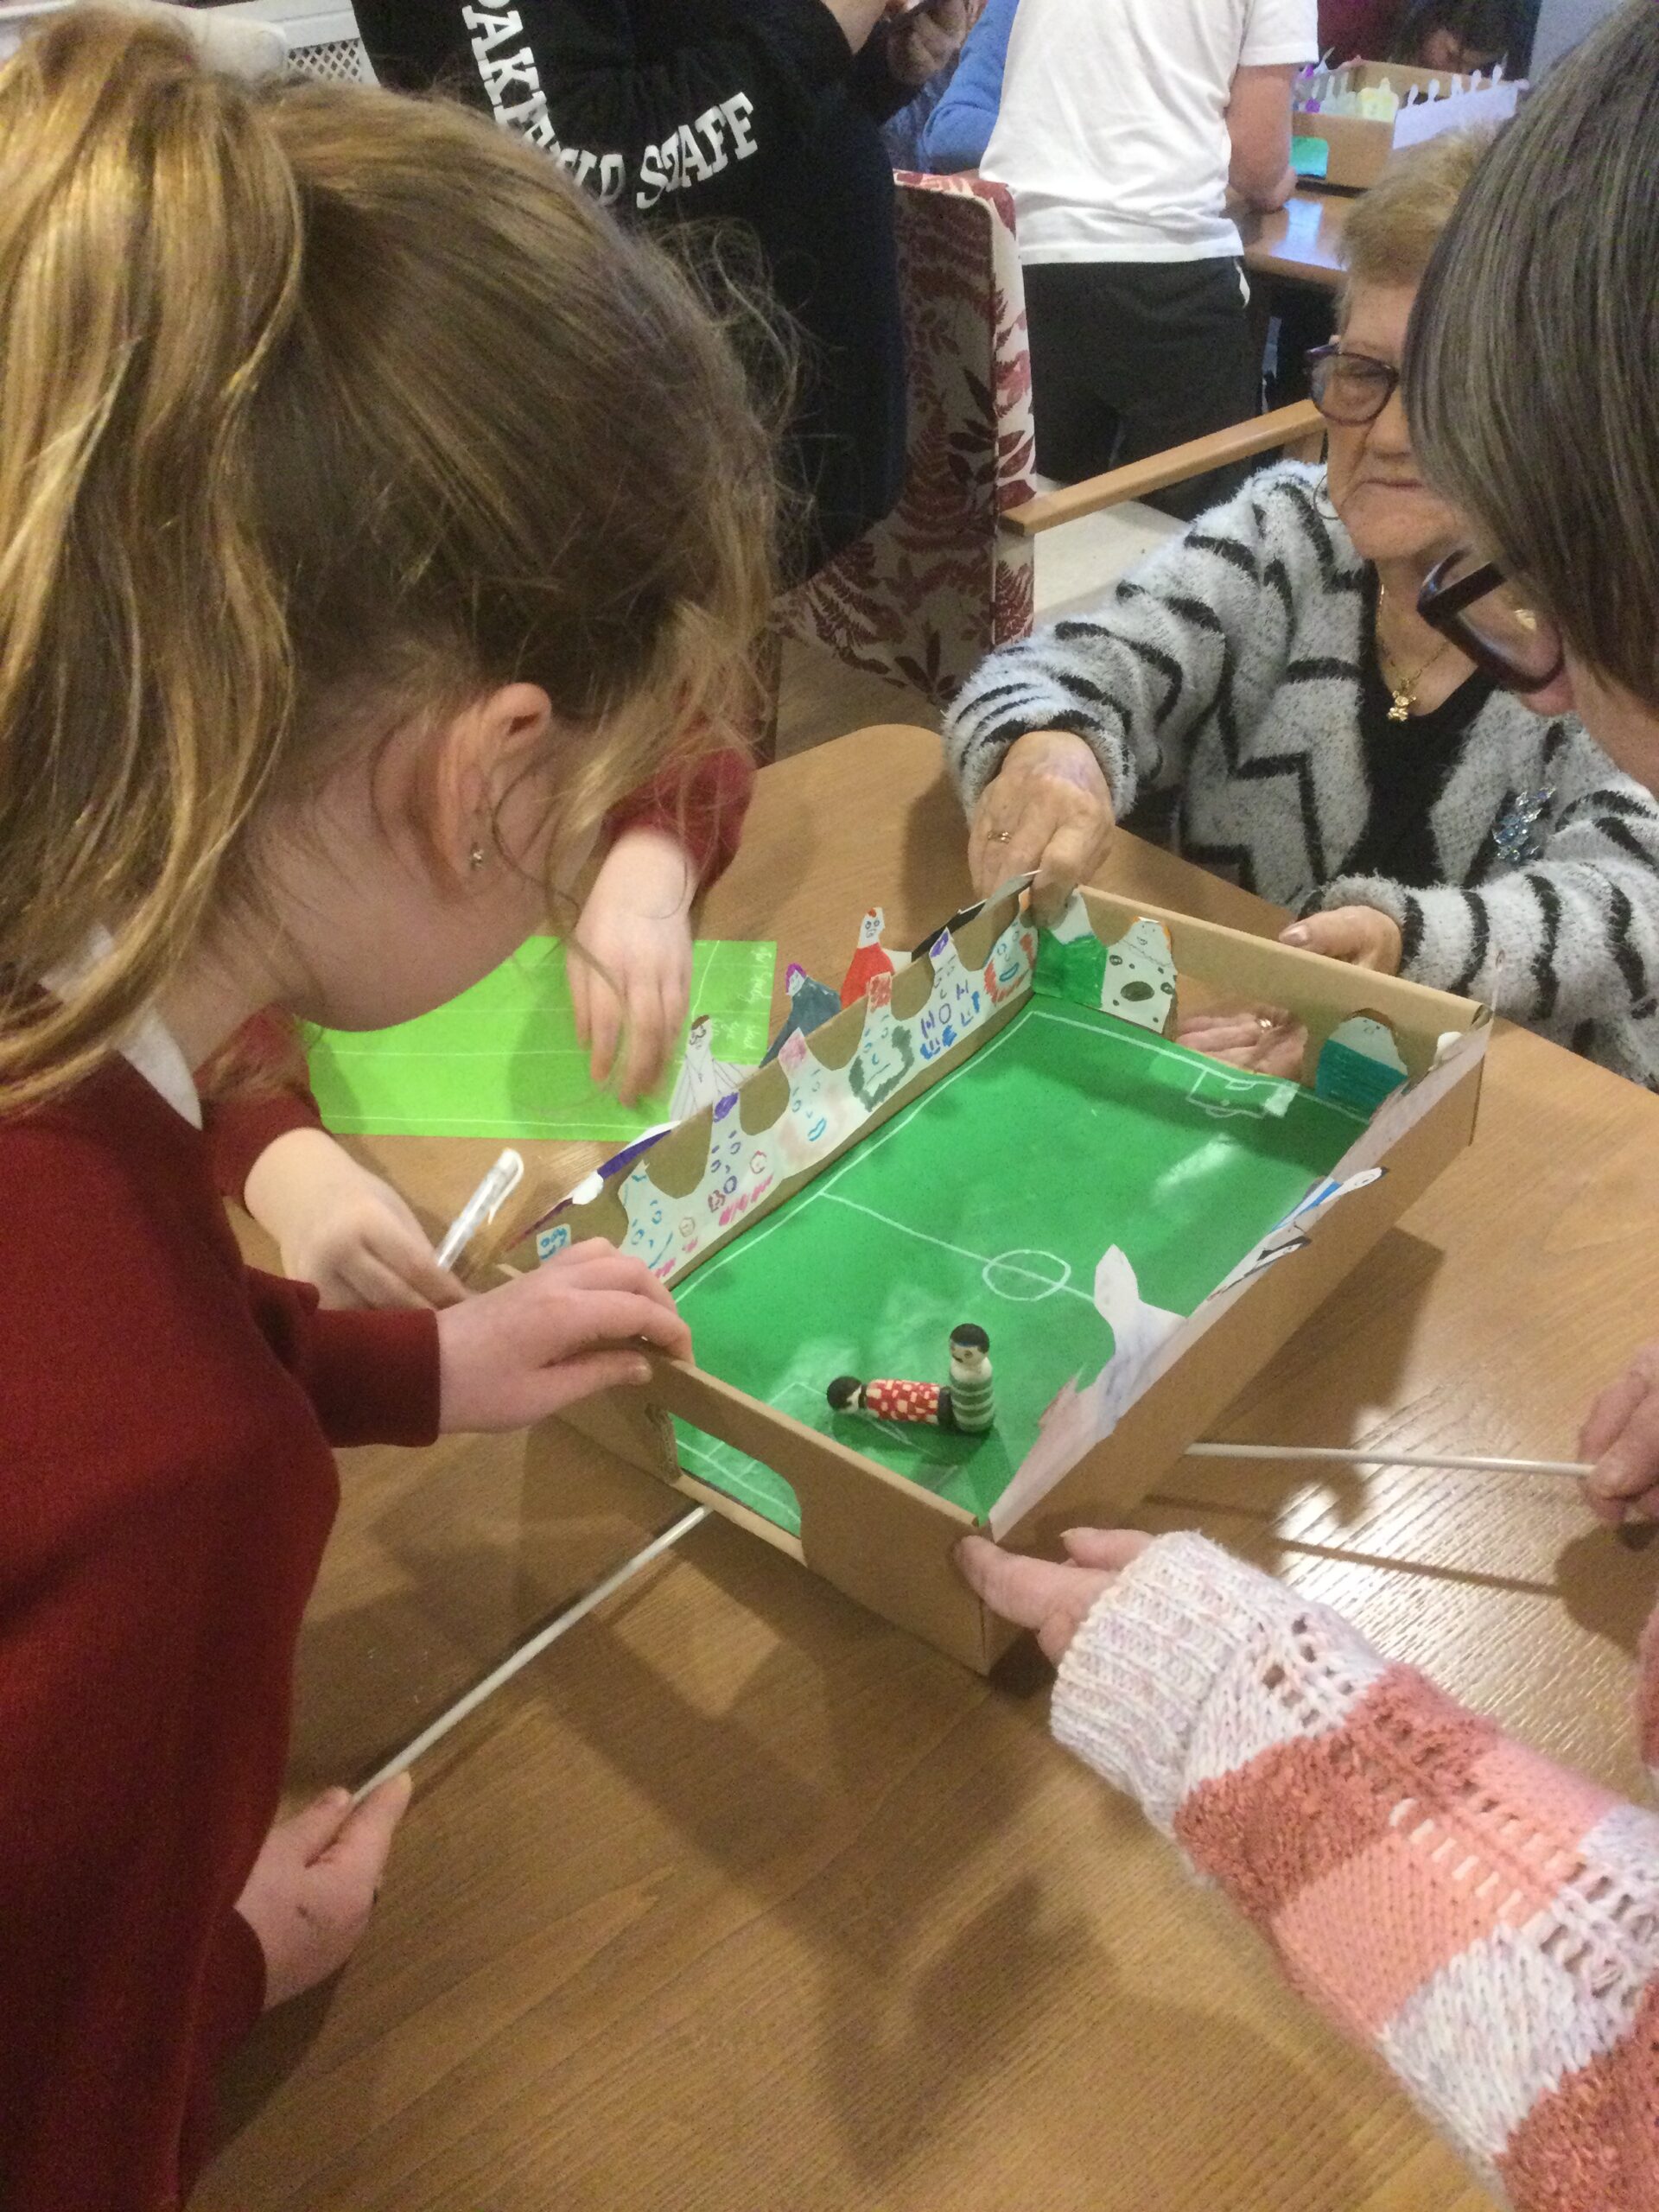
[1418, 550, 1567, 695]
[1306, 345, 1400, 426]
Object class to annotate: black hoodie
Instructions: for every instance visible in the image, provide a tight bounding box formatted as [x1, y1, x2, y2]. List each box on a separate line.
[354, 0, 911, 575]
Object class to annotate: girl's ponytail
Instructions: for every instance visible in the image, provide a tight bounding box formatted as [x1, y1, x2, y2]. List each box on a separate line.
[0, 10, 305, 1106]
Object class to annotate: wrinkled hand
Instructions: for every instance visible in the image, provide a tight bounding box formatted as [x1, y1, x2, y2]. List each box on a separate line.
[957, 1527, 1152, 1663]
[569, 828, 696, 1108]
[969, 730, 1116, 925]
[1177, 1004, 1307, 1080]
[436, 1236, 691, 1432]
[886, 0, 975, 86]
[245, 1128, 463, 1311]
[1279, 906, 1403, 973]
[236, 1776, 412, 2011]
[1580, 1340, 1659, 1523]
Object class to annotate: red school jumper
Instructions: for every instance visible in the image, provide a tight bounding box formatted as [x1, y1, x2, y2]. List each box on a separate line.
[0, 1046, 439, 2208]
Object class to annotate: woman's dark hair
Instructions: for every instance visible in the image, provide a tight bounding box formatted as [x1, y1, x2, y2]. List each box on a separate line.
[1391, 0, 1519, 67]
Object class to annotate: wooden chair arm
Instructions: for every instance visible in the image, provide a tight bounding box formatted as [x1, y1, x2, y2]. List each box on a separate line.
[1001, 399, 1325, 538]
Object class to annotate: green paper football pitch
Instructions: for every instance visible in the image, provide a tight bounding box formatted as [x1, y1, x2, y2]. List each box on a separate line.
[307, 935, 777, 1143]
[671, 996, 1367, 1537]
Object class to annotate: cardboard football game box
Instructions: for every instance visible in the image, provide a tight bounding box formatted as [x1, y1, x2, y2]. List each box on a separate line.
[501, 884, 1487, 1670]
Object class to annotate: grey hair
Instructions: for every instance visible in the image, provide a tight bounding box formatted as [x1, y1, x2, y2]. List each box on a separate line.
[1404, 0, 1659, 706]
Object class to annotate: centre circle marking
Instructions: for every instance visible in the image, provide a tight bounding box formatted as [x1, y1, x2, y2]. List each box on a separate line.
[981, 1248, 1072, 1303]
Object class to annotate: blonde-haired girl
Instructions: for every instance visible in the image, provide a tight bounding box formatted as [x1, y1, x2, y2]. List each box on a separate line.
[0, 11, 772, 2201]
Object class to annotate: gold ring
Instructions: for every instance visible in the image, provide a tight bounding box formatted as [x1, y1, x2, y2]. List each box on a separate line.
[1256, 1015, 1274, 1033]
[992, 829, 1013, 844]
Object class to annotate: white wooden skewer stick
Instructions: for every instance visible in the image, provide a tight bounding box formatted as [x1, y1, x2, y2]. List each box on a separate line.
[354, 1505, 708, 1801]
[356, 1442, 1592, 1798]
[435, 1147, 524, 1272]
[1186, 1442, 1591, 1480]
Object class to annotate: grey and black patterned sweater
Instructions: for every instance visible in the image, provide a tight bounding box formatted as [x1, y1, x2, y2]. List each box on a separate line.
[945, 463, 1659, 1084]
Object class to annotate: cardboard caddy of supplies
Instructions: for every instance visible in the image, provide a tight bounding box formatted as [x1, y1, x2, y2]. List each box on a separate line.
[491, 886, 1488, 1672]
[1300, 61, 1523, 190]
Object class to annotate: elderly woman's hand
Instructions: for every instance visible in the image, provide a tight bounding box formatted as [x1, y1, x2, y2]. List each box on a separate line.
[1280, 906, 1403, 973]
[969, 729, 1116, 925]
[1176, 1005, 1307, 1079]
[885, 0, 977, 87]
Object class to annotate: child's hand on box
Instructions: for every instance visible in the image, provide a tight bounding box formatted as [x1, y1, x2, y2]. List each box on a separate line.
[969, 729, 1116, 926]
[436, 1236, 691, 1432]
[244, 1127, 464, 1311]
[569, 827, 696, 1109]
[1280, 906, 1403, 973]
[957, 1528, 1153, 1663]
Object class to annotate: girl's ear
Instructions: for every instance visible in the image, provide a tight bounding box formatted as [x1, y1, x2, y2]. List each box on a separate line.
[431, 683, 555, 877]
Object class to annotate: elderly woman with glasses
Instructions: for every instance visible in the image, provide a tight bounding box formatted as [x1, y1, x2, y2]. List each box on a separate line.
[944, 127, 1659, 1085]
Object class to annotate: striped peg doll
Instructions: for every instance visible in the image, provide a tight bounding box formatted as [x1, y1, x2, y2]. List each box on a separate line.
[945, 1323, 994, 1433]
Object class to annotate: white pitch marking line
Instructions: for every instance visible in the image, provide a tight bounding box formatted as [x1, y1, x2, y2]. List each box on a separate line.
[1027, 1003, 1292, 1114]
[812, 1012, 1030, 1198]
[981, 1247, 1074, 1302]
[819, 1193, 1095, 1306]
[678, 1015, 1029, 1298]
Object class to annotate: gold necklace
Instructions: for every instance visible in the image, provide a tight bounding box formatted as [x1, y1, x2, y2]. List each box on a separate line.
[1377, 584, 1456, 721]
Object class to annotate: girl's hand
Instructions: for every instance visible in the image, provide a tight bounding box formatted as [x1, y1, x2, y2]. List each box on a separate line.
[236, 1776, 412, 2011]
[569, 828, 696, 1108]
[1280, 906, 1403, 973]
[244, 1128, 464, 1311]
[1177, 1005, 1307, 1080]
[887, 0, 976, 87]
[969, 729, 1116, 925]
[1580, 1341, 1659, 1523]
[957, 1528, 1153, 1664]
[436, 1236, 690, 1432]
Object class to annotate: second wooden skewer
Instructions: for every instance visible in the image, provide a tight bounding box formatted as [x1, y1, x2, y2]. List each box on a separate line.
[1186, 1441, 1591, 1480]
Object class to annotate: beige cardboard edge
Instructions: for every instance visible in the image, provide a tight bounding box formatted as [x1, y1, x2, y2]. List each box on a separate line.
[1077, 884, 1487, 1072]
[486, 884, 1032, 1278]
[984, 1028, 1487, 1538]
[538, 890, 1485, 1669]
[997, 1066, 1481, 1560]
[554, 1387, 1010, 1665]
[651, 1361, 996, 1672]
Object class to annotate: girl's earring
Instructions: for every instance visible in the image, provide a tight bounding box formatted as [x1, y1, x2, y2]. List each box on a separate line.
[468, 840, 486, 873]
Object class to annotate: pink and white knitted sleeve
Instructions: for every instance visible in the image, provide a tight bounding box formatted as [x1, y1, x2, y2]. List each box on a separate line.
[1052, 1534, 1659, 2210]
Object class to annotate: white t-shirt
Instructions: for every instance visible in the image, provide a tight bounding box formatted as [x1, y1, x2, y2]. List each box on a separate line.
[982, 0, 1319, 264]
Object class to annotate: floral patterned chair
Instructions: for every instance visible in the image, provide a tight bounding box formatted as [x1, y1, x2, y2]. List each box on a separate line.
[778, 170, 1037, 713]
[779, 170, 1325, 719]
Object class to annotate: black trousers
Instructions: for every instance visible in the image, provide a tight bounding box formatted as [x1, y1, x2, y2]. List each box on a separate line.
[1023, 257, 1262, 521]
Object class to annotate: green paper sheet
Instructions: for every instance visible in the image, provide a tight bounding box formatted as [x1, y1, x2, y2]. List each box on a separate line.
[308, 936, 777, 1142]
[671, 998, 1365, 1536]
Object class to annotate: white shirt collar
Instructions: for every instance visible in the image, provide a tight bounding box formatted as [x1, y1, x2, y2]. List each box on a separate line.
[41, 927, 204, 1130]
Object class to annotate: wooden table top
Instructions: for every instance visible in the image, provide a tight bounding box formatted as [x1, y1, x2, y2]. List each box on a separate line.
[203, 723, 1659, 2212]
[1243, 186, 1353, 289]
